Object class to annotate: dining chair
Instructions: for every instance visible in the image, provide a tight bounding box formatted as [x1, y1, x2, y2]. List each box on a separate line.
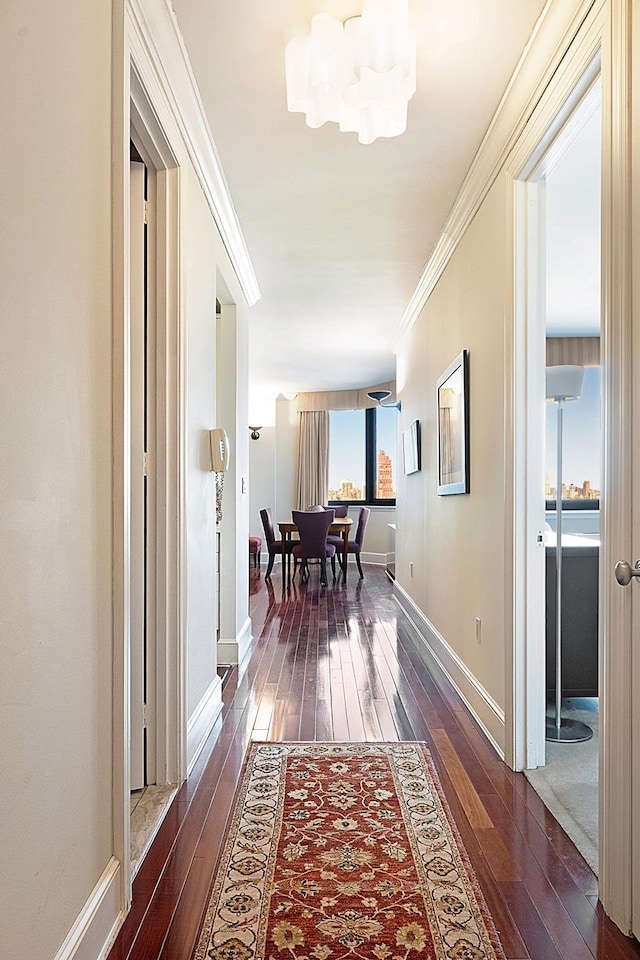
[328, 505, 370, 578]
[291, 509, 336, 586]
[324, 504, 349, 517]
[260, 507, 295, 580]
[248, 536, 262, 569]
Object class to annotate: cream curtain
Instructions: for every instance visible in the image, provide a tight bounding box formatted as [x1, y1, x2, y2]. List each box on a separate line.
[295, 411, 330, 509]
[546, 337, 600, 367]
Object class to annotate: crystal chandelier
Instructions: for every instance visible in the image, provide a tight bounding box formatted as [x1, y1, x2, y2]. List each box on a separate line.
[285, 0, 416, 145]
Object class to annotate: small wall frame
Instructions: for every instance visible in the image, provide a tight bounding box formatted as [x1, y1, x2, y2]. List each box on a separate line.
[402, 420, 421, 475]
[436, 350, 470, 495]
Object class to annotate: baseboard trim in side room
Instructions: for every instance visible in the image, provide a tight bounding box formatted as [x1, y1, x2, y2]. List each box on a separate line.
[393, 582, 505, 759]
[53, 856, 124, 960]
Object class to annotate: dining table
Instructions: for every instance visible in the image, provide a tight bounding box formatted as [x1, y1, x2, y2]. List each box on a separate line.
[278, 517, 353, 583]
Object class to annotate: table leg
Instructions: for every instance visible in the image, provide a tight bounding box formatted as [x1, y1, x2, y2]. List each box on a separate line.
[342, 528, 348, 583]
[287, 532, 293, 582]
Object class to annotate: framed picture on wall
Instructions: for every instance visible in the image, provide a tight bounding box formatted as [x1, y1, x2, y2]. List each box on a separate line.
[402, 420, 421, 475]
[436, 350, 470, 495]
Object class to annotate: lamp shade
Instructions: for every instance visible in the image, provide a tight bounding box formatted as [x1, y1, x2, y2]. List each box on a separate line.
[285, 0, 416, 145]
[367, 389, 392, 403]
[545, 365, 584, 402]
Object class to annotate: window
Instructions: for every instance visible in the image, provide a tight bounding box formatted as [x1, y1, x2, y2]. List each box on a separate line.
[545, 366, 600, 507]
[328, 407, 397, 505]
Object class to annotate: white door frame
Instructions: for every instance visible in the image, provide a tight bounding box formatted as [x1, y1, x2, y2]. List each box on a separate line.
[113, 6, 186, 902]
[506, 0, 633, 933]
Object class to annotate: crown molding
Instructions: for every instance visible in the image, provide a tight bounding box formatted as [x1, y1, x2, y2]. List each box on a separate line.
[391, 0, 597, 349]
[127, 0, 261, 306]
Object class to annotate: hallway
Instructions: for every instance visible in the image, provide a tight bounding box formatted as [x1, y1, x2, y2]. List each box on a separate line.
[109, 565, 640, 960]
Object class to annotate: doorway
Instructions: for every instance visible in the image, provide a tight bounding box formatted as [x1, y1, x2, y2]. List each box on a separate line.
[519, 86, 602, 873]
[129, 141, 153, 798]
[112, 76, 184, 893]
[508, 0, 635, 929]
[128, 140, 178, 876]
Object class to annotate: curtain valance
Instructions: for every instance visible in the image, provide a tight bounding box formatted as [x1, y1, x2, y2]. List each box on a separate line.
[546, 337, 600, 367]
[296, 380, 396, 412]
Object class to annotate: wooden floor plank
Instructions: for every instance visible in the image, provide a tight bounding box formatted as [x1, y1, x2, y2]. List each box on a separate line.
[499, 881, 566, 960]
[108, 566, 640, 960]
[431, 728, 494, 829]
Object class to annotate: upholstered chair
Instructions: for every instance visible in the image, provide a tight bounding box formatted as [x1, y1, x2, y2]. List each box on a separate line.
[260, 507, 295, 580]
[291, 509, 336, 586]
[328, 505, 370, 578]
[249, 536, 262, 569]
[324, 504, 349, 517]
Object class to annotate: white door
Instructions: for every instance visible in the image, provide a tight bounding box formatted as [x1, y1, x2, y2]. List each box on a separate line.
[617, 334, 640, 937]
[632, 551, 640, 939]
[607, 359, 640, 940]
[129, 159, 146, 792]
[634, 571, 640, 939]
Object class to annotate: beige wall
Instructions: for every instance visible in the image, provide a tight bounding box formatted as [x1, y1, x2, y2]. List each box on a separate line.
[396, 179, 507, 714]
[248, 397, 297, 546]
[361, 508, 396, 558]
[217, 299, 251, 650]
[0, 2, 114, 957]
[184, 168, 220, 718]
[275, 398, 298, 524]
[249, 426, 277, 540]
[0, 5, 252, 957]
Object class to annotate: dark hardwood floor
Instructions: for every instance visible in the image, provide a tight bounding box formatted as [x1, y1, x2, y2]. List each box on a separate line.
[108, 564, 640, 960]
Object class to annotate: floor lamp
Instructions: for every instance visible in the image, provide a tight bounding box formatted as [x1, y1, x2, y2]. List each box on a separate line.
[545, 365, 593, 744]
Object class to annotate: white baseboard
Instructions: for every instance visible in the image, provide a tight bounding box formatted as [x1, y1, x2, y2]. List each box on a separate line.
[187, 674, 223, 773]
[217, 616, 253, 667]
[53, 857, 124, 960]
[361, 551, 385, 565]
[393, 581, 505, 758]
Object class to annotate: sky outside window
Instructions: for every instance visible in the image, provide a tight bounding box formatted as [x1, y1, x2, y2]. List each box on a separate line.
[545, 366, 600, 498]
[329, 409, 366, 500]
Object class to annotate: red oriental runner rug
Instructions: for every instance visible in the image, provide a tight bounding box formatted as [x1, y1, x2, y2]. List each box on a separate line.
[194, 742, 505, 960]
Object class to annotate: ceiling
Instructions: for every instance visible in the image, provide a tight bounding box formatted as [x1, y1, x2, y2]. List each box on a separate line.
[172, 0, 548, 402]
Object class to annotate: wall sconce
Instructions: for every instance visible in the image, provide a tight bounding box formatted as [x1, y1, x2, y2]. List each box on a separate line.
[367, 390, 401, 411]
[249, 425, 262, 440]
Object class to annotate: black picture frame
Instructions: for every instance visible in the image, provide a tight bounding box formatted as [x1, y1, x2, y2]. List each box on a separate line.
[402, 420, 421, 475]
[436, 350, 470, 495]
